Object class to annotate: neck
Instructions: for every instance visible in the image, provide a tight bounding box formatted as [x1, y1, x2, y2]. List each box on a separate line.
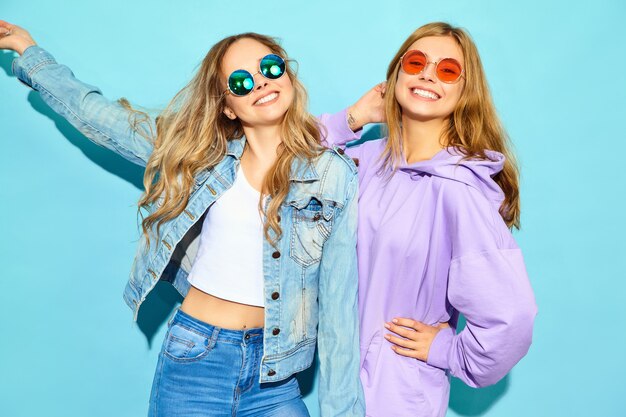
[241, 124, 282, 165]
[401, 114, 447, 164]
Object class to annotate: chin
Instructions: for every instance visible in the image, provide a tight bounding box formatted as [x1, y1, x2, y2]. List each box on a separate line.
[260, 103, 290, 121]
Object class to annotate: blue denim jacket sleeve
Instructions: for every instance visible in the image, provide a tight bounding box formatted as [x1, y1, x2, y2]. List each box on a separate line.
[12, 46, 154, 166]
[317, 173, 365, 416]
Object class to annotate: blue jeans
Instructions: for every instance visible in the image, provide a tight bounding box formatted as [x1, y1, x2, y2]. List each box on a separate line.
[149, 309, 310, 417]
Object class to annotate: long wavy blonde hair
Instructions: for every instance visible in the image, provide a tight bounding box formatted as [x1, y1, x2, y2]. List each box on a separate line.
[122, 33, 323, 246]
[382, 22, 521, 228]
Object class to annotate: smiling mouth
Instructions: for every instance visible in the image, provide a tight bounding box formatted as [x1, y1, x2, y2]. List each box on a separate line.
[254, 92, 279, 105]
[411, 88, 440, 100]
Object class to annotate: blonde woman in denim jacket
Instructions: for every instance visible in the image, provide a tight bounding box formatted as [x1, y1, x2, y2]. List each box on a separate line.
[0, 21, 364, 417]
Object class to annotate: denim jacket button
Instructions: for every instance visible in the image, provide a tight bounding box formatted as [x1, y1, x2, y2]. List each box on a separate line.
[337, 147, 345, 155]
[271, 292, 280, 300]
[277, 215, 281, 222]
[268, 369, 276, 376]
[272, 251, 281, 259]
[272, 328, 280, 336]
[313, 213, 321, 221]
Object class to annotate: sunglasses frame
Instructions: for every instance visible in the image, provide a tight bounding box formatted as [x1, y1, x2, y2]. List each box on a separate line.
[400, 49, 465, 84]
[224, 54, 287, 97]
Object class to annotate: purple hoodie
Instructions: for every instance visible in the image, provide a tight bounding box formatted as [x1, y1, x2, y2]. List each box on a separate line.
[321, 111, 537, 417]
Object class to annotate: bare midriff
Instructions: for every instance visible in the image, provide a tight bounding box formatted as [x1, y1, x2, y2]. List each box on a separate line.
[180, 286, 265, 330]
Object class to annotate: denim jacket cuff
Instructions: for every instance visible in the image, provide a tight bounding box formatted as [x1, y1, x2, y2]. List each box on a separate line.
[12, 45, 57, 89]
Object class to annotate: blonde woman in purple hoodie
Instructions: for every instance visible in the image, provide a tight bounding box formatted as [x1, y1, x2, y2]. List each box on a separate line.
[321, 22, 537, 417]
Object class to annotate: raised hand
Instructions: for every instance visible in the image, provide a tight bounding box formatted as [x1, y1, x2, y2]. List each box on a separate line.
[346, 82, 386, 131]
[0, 20, 37, 55]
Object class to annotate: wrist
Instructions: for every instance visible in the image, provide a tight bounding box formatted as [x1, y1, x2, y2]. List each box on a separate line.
[346, 105, 365, 132]
[16, 40, 37, 56]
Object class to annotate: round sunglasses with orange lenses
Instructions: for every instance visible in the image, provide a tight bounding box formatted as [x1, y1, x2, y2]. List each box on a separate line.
[401, 50, 464, 84]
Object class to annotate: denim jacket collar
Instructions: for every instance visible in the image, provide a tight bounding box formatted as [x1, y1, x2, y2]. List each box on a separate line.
[226, 135, 319, 182]
[226, 136, 246, 158]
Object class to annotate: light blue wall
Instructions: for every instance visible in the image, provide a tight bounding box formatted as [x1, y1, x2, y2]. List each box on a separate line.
[1, 1, 625, 416]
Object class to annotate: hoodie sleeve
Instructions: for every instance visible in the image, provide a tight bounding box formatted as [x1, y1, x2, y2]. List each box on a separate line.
[425, 183, 537, 388]
[318, 109, 363, 147]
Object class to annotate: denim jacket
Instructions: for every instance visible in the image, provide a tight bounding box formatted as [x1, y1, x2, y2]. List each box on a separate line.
[13, 46, 364, 416]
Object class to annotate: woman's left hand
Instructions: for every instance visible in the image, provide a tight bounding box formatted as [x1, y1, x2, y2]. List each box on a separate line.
[384, 318, 450, 362]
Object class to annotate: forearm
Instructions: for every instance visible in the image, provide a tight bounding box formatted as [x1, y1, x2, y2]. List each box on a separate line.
[318, 108, 363, 148]
[12, 46, 154, 166]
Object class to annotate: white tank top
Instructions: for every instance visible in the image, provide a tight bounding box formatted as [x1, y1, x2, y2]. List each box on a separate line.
[187, 165, 265, 307]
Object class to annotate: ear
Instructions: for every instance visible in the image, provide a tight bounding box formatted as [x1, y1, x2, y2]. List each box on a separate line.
[223, 106, 237, 120]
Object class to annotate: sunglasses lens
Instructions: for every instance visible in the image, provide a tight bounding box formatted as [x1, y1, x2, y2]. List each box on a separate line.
[437, 58, 463, 83]
[228, 70, 254, 96]
[402, 50, 427, 75]
[260, 54, 286, 79]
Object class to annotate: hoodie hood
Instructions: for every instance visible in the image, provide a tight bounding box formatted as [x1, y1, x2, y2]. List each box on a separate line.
[398, 147, 505, 206]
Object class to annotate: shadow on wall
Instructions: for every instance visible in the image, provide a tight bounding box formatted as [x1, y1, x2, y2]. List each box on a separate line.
[296, 353, 319, 398]
[26, 91, 145, 190]
[449, 375, 509, 416]
[137, 281, 184, 348]
[2, 50, 176, 346]
[1, 50, 144, 190]
[350, 124, 386, 146]
[0, 50, 14, 76]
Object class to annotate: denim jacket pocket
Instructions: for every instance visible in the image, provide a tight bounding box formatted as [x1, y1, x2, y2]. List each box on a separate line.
[163, 323, 217, 362]
[289, 198, 335, 267]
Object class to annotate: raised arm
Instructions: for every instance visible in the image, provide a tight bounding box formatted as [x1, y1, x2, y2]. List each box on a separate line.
[1, 21, 154, 167]
[318, 82, 386, 148]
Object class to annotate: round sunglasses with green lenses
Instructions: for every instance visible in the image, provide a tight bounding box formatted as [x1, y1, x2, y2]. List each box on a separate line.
[227, 54, 286, 97]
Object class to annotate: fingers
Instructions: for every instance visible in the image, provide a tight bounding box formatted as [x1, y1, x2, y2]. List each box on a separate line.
[391, 345, 421, 359]
[384, 318, 444, 362]
[375, 81, 387, 96]
[384, 333, 416, 349]
[384, 321, 418, 339]
[0, 20, 13, 32]
[391, 317, 428, 332]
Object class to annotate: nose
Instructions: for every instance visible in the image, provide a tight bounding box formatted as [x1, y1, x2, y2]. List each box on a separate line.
[253, 72, 268, 91]
[419, 62, 437, 83]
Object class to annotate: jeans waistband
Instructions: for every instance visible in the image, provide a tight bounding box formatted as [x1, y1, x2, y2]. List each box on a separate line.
[171, 308, 264, 344]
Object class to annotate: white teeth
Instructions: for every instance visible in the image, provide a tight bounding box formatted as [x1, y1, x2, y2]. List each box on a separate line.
[412, 88, 439, 99]
[255, 92, 278, 105]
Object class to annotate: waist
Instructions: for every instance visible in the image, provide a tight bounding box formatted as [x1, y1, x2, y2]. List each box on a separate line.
[181, 285, 265, 329]
[171, 308, 264, 344]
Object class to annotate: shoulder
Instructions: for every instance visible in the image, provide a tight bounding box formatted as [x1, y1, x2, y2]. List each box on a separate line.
[307, 148, 358, 205]
[317, 146, 358, 178]
[343, 137, 387, 172]
[440, 179, 514, 250]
